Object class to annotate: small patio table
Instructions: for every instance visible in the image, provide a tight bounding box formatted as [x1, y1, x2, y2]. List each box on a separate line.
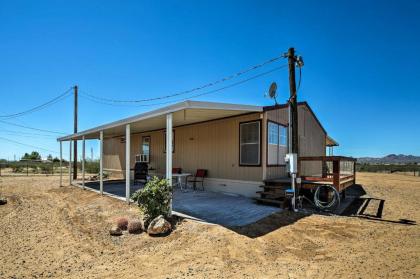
[172, 173, 191, 191]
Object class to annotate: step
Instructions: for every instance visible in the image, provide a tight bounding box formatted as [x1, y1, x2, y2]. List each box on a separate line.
[255, 198, 283, 205]
[256, 191, 285, 199]
[264, 177, 291, 183]
[259, 185, 289, 190]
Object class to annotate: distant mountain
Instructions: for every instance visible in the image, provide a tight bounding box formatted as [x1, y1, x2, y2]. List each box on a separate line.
[357, 154, 420, 164]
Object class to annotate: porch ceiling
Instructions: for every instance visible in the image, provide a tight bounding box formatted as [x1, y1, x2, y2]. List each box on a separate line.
[58, 100, 262, 141]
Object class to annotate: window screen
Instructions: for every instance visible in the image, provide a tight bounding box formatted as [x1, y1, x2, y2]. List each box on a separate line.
[267, 122, 288, 165]
[240, 121, 260, 165]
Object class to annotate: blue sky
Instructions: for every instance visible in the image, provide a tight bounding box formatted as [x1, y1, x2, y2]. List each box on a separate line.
[0, 0, 419, 160]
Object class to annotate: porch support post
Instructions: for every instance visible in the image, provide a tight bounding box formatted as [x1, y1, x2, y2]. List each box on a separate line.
[125, 124, 131, 203]
[100, 131, 104, 195]
[59, 141, 63, 187]
[166, 113, 173, 216]
[69, 139, 72, 185]
[82, 136, 85, 190]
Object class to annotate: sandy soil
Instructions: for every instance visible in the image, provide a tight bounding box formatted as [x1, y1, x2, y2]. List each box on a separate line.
[0, 173, 419, 278]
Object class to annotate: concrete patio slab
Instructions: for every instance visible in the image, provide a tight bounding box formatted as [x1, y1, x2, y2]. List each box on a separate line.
[82, 180, 280, 227]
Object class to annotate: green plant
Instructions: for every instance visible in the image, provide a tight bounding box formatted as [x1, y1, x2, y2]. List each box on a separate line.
[131, 177, 172, 224]
[85, 160, 100, 174]
[11, 165, 24, 173]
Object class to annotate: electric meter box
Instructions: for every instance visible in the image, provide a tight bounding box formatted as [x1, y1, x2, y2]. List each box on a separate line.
[285, 153, 298, 174]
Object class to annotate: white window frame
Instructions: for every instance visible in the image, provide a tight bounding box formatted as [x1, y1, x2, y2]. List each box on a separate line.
[141, 136, 150, 163]
[267, 121, 288, 166]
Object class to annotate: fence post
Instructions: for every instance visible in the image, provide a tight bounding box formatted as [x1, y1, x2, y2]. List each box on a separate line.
[27, 162, 29, 176]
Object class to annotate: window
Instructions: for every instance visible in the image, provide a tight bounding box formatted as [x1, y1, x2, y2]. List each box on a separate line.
[239, 121, 261, 166]
[267, 121, 288, 165]
[141, 136, 150, 162]
[163, 130, 175, 153]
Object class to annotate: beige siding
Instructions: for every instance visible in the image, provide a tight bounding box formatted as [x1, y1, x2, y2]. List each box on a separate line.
[264, 104, 326, 179]
[103, 113, 264, 182]
[103, 105, 326, 183]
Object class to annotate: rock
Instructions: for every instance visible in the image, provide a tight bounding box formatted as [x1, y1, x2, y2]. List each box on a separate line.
[109, 226, 122, 236]
[0, 197, 7, 205]
[127, 219, 144, 234]
[147, 215, 172, 235]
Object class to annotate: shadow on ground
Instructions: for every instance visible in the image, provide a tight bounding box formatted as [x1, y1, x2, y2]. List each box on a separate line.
[230, 211, 309, 238]
[341, 184, 416, 226]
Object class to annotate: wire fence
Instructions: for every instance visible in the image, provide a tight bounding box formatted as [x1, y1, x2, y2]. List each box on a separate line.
[0, 160, 100, 177]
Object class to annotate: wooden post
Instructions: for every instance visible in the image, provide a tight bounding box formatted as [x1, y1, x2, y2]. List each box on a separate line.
[82, 136, 85, 190]
[59, 141, 62, 186]
[353, 160, 357, 185]
[69, 140, 72, 185]
[73, 85, 78, 180]
[125, 124, 131, 203]
[287, 47, 299, 155]
[99, 131, 103, 195]
[332, 159, 340, 191]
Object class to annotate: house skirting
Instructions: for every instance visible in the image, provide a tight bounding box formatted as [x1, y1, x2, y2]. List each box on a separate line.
[202, 178, 261, 198]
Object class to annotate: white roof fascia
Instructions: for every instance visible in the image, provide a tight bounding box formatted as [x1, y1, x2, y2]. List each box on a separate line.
[57, 100, 262, 141]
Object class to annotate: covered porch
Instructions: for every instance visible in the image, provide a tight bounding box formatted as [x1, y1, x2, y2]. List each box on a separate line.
[57, 100, 268, 223]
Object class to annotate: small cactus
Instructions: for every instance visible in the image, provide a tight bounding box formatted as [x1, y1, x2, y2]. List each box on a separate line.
[115, 217, 128, 230]
[128, 219, 144, 234]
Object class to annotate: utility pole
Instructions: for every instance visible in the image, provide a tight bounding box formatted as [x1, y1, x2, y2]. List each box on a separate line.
[73, 85, 78, 179]
[285, 47, 303, 212]
[287, 47, 299, 155]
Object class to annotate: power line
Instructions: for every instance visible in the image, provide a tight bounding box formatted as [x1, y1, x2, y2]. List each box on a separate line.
[79, 54, 286, 103]
[0, 136, 60, 154]
[80, 64, 289, 107]
[0, 87, 73, 119]
[0, 129, 58, 138]
[0, 120, 67, 135]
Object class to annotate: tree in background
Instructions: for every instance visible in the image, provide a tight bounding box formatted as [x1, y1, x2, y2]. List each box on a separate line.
[22, 151, 41, 161]
[47, 154, 53, 161]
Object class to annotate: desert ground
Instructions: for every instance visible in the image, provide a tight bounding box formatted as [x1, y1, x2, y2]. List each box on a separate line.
[0, 172, 419, 278]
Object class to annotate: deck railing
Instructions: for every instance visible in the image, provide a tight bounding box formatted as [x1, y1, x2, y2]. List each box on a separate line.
[298, 156, 357, 192]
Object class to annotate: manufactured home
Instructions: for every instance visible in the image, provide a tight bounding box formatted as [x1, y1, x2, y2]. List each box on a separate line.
[58, 100, 355, 205]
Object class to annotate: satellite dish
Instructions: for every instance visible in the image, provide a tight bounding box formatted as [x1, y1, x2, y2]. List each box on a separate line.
[268, 82, 278, 105]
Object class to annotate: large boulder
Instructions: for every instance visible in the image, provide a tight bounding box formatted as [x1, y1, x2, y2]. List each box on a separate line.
[0, 197, 7, 205]
[147, 215, 172, 236]
[109, 226, 122, 236]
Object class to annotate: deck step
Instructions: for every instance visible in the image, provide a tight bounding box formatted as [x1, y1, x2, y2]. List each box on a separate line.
[259, 185, 289, 190]
[256, 191, 285, 199]
[255, 198, 283, 205]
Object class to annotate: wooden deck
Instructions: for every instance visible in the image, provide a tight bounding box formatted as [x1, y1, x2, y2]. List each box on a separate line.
[298, 156, 357, 192]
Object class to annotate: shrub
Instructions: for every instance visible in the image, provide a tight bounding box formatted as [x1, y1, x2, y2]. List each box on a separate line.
[131, 176, 172, 224]
[85, 160, 100, 174]
[127, 219, 144, 234]
[115, 217, 128, 230]
[11, 165, 24, 173]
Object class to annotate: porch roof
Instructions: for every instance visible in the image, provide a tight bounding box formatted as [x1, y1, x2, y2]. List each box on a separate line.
[57, 100, 263, 141]
[326, 135, 339, 147]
